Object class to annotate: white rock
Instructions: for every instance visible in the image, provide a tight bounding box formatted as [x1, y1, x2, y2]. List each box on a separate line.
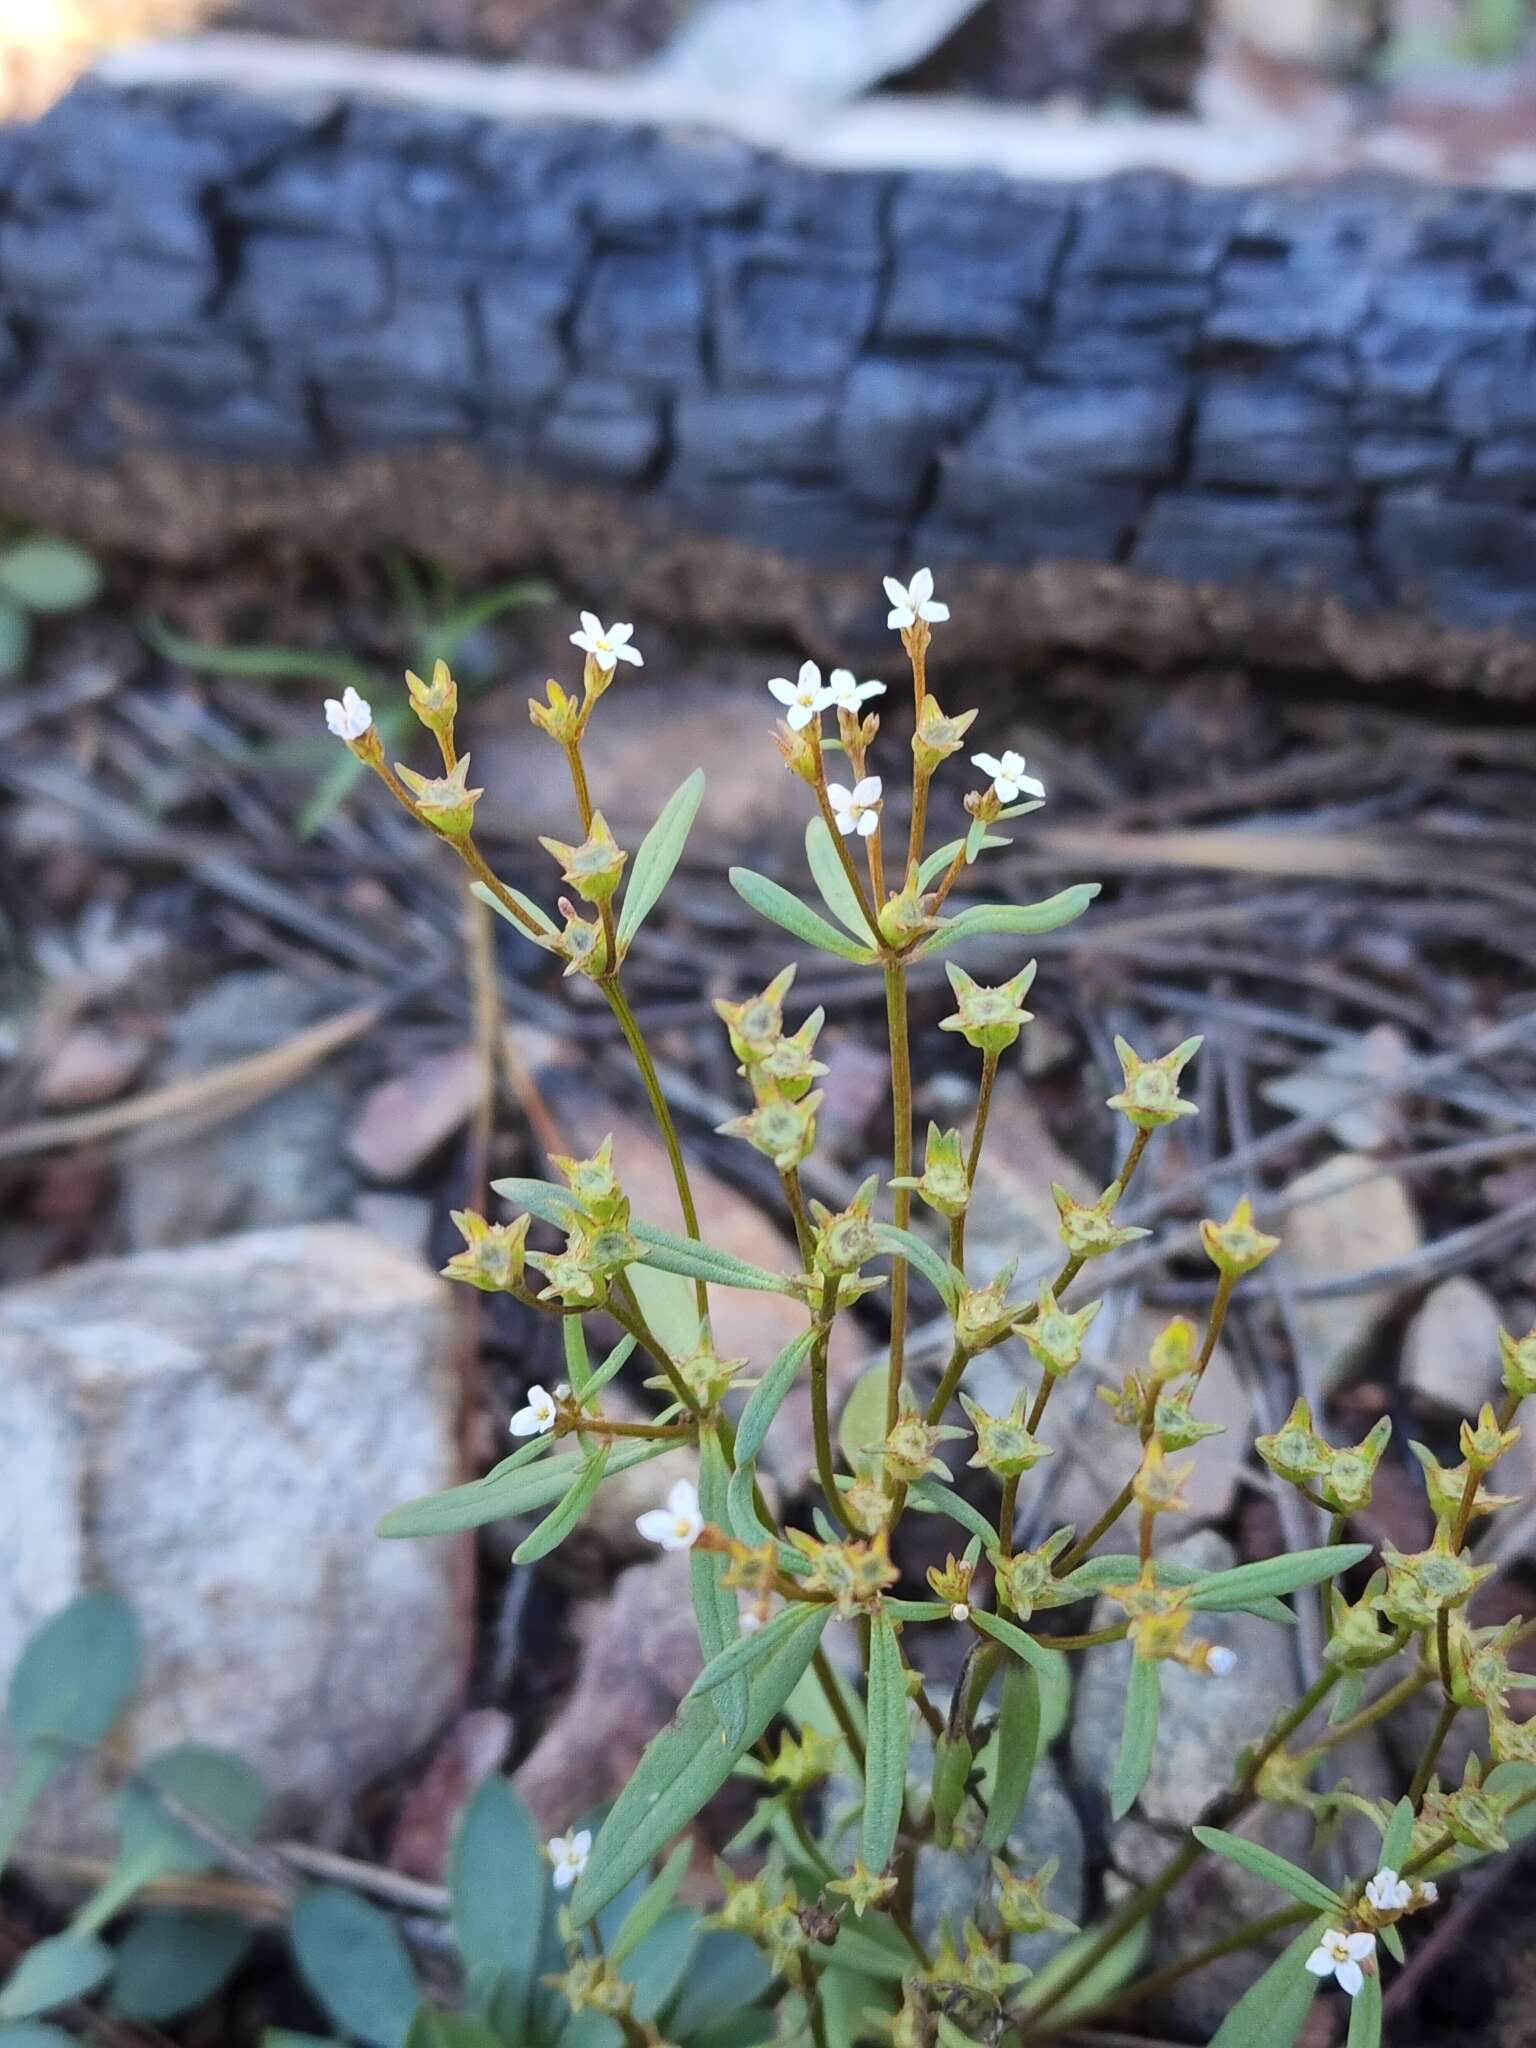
[0, 1225, 466, 1855]
[1280, 1152, 1422, 1390]
[1402, 1275, 1504, 1419]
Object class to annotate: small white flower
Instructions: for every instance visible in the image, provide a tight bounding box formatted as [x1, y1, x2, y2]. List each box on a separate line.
[636, 1477, 704, 1552]
[768, 660, 832, 730]
[324, 685, 373, 741]
[570, 611, 643, 673]
[1365, 1869, 1412, 1915]
[827, 776, 882, 838]
[1206, 1646, 1237, 1677]
[883, 566, 950, 632]
[1305, 1928, 1375, 1998]
[826, 667, 886, 715]
[972, 749, 1045, 805]
[1417, 1880, 1438, 1905]
[547, 1828, 591, 1890]
[950, 1602, 971, 1623]
[510, 1385, 558, 1438]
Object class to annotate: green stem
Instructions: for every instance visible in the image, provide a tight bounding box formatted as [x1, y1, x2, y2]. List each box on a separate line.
[602, 978, 709, 1328]
[951, 1048, 998, 1275]
[884, 958, 913, 1431]
[811, 1278, 854, 1533]
[811, 1646, 866, 1773]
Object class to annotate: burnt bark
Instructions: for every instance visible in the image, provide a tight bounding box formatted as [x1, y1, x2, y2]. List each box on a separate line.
[0, 75, 1535, 689]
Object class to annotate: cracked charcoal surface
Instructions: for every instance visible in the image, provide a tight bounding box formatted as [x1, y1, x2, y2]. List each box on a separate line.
[1, 79, 1536, 688]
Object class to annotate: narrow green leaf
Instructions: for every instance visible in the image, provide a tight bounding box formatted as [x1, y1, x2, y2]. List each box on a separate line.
[472, 878, 560, 940]
[487, 1175, 579, 1227]
[692, 1428, 745, 1746]
[660, 1932, 773, 2038]
[907, 1479, 1001, 1550]
[804, 819, 877, 943]
[913, 885, 1100, 958]
[0, 1937, 113, 2021]
[861, 1615, 909, 1875]
[728, 868, 878, 964]
[734, 1334, 813, 1464]
[0, 2024, 80, 2047]
[112, 1911, 254, 2021]
[1192, 1829, 1343, 1911]
[633, 1222, 797, 1296]
[1063, 1554, 1290, 1626]
[7, 1591, 141, 1749]
[608, 1841, 692, 1966]
[1187, 1546, 1370, 1612]
[569, 1604, 830, 1924]
[869, 1224, 964, 1311]
[982, 1661, 1040, 1851]
[971, 1607, 1061, 1677]
[0, 603, 30, 678]
[625, 1908, 699, 2022]
[619, 770, 705, 950]
[591, 1333, 637, 1395]
[883, 1601, 949, 1623]
[1380, 1796, 1415, 1873]
[837, 1364, 890, 1476]
[1110, 1655, 1160, 1820]
[1022, 1917, 1151, 2026]
[380, 1438, 674, 1538]
[917, 837, 966, 889]
[809, 1929, 908, 1983]
[448, 1777, 543, 2031]
[512, 1444, 612, 1564]
[291, 1889, 420, 2048]
[0, 539, 102, 612]
[1208, 1926, 1326, 2048]
[724, 1460, 779, 1551]
[562, 1314, 594, 1399]
[1345, 1971, 1382, 2048]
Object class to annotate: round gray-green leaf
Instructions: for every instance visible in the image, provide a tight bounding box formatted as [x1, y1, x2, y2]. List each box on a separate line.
[0, 1935, 113, 2020]
[111, 1910, 254, 2021]
[0, 539, 102, 613]
[7, 1591, 141, 1748]
[291, 1888, 420, 2048]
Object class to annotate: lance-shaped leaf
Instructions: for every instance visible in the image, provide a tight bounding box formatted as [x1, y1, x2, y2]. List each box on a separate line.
[569, 1604, 831, 1924]
[693, 1428, 746, 1746]
[471, 879, 560, 942]
[907, 1479, 1004, 1550]
[912, 885, 1100, 959]
[608, 1841, 692, 1966]
[869, 1224, 964, 1312]
[619, 770, 705, 950]
[971, 1607, 1063, 1677]
[861, 1613, 909, 1875]
[1110, 1655, 1161, 1820]
[448, 1778, 543, 2035]
[1062, 1554, 1291, 1626]
[725, 1459, 781, 1551]
[627, 1266, 699, 1364]
[805, 819, 877, 943]
[512, 1443, 612, 1565]
[729, 867, 879, 964]
[1186, 1546, 1370, 1613]
[734, 1333, 813, 1464]
[291, 1889, 420, 2048]
[0, 1936, 113, 2022]
[1192, 1828, 1343, 1911]
[379, 1437, 675, 1539]
[1208, 1924, 1327, 2048]
[982, 1660, 1040, 1851]
[1346, 1969, 1382, 2048]
[1380, 1796, 1415, 1874]
[633, 1222, 798, 1295]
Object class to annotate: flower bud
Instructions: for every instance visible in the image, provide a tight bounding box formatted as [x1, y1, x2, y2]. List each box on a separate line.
[1499, 1324, 1536, 1400]
[395, 754, 483, 837]
[1200, 1195, 1280, 1278]
[405, 657, 457, 736]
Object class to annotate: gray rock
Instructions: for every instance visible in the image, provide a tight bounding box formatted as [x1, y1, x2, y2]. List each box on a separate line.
[1279, 1152, 1422, 1391]
[1402, 1275, 1504, 1420]
[0, 1225, 465, 1855]
[1070, 1532, 1294, 1828]
[123, 972, 357, 1250]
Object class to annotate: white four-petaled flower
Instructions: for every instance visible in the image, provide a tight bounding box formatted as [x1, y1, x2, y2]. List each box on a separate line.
[510, 1384, 558, 1438]
[827, 668, 886, 715]
[828, 777, 883, 838]
[324, 686, 373, 741]
[547, 1828, 591, 1890]
[768, 660, 832, 730]
[1206, 1645, 1238, 1677]
[972, 749, 1045, 805]
[636, 1477, 704, 1551]
[1305, 1928, 1375, 1998]
[1364, 1869, 1412, 1915]
[884, 567, 950, 632]
[570, 612, 643, 673]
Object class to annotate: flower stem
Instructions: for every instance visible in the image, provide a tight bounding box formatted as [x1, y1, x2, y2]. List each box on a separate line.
[812, 1277, 854, 1533]
[950, 1048, 998, 1274]
[883, 958, 913, 1432]
[602, 978, 709, 1328]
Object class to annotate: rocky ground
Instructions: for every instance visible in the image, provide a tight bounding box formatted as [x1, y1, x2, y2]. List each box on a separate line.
[2, 551, 1536, 2039]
